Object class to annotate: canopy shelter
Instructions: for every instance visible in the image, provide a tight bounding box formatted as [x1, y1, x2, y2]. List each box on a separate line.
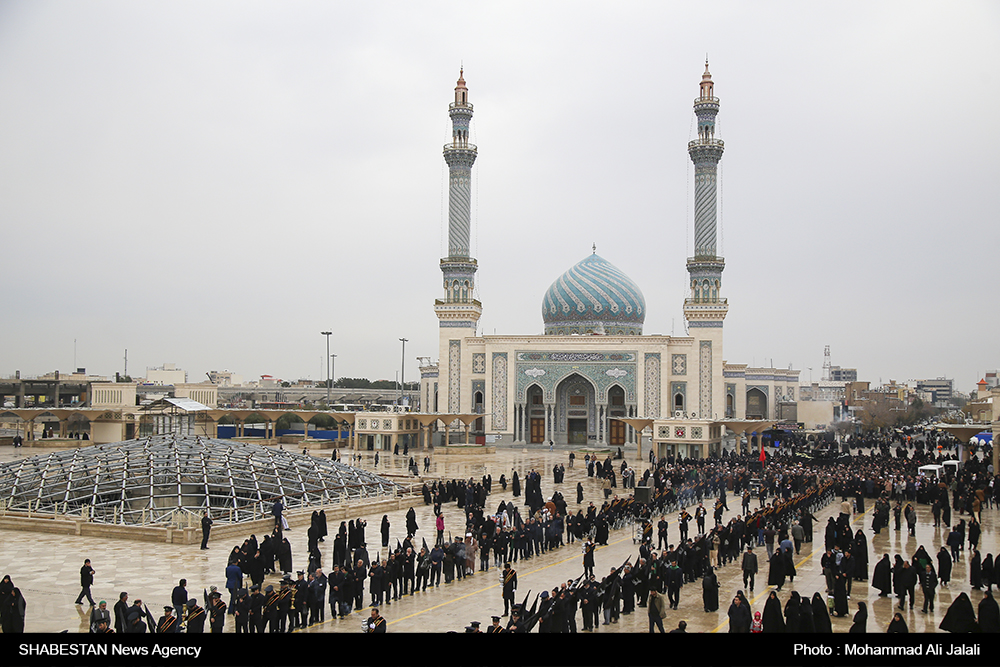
[403, 413, 481, 447]
[0, 434, 401, 526]
[719, 419, 780, 454]
[930, 423, 996, 469]
[139, 397, 212, 438]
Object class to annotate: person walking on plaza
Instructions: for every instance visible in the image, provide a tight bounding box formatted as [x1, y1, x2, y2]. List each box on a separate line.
[920, 563, 938, 614]
[741, 546, 758, 593]
[171, 579, 188, 620]
[75, 559, 96, 606]
[501, 563, 517, 616]
[201, 511, 213, 549]
[647, 589, 667, 633]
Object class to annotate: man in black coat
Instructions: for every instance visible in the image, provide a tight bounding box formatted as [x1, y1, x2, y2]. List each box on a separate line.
[155, 606, 180, 633]
[184, 599, 206, 633]
[75, 559, 96, 606]
[741, 546, 758, 593]
[171, 579, 188, 620]
[501, 563, 517, 616]
[920, 563, 938, 613]
[292, 572, 309, 629]
[208, 592, 227, 633]
[621, 564, 636, 614]
[201, 511, 213, 549]
[248, 584, 264, 633]
[897, 561, 918, 610]
[113, 592, 130, 634]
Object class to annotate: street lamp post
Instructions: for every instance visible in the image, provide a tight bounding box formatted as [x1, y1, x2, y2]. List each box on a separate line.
[399, 338, 408, 406]
[321, 331, 332, 406]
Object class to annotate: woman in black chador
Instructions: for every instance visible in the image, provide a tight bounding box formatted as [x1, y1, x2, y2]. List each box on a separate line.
[783, 591, 802, 633]
[832, 571, 849, 617]
[940, 592, 979, 633]
[848, 601, 867, 633]
[702, 566, 720, 612]
[406, 507, 419, 536]
[978, 590, 1000, 632]
[872, 554, 892, 596]
[761, 590, 784, 632]
[811, 592, 832, 633]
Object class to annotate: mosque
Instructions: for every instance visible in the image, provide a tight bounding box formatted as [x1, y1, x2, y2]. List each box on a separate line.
[420, 65, 799, 458]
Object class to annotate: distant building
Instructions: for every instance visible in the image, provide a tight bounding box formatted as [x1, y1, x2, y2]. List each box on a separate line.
[916, 377, 954, 405]
[207, 370, 244, 387]
[829, 366, 857, 383]
[145, 363, 187, 385]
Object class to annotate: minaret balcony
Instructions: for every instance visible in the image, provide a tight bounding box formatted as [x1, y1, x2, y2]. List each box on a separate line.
[443, 142, 478, 151]
[688, 138, 725, 149]
[449, 102, 474, 111]
[435, 297, 483, 307]
[684, 297, 728, 306]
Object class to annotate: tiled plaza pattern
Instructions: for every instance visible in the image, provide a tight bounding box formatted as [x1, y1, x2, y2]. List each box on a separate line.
[0, 442, 994, 634]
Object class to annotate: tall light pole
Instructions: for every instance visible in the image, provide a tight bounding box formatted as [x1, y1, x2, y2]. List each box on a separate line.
[321, 331, 332, 406]
[399, 338, 408, 406]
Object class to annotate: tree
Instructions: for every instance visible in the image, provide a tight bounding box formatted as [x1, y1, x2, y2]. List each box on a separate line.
[858, 400, 897, 431]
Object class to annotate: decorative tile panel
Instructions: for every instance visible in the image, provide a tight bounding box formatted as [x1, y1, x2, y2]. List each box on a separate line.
[698, 340, 712, 418]
[448, 340, 461, 412]
[492, 353, 508, 430]
[644, 353, 661, 418]
[472, 353, 486, 374]
[692, 426, 703, 439]
[672, 354, 687, 376]
[515, 350, 637, 403]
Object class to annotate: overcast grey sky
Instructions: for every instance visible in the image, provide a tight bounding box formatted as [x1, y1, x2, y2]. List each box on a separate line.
[1, 1, 997, 392]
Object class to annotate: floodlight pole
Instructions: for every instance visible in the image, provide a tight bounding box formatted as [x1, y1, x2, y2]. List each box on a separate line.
[399, 338, 408, 406]
[321, 331, 332, 406]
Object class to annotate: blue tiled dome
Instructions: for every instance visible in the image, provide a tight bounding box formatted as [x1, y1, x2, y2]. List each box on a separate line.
[542, 254, 645, 335]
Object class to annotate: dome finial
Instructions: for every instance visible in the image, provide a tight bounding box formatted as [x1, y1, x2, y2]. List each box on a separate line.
[592, 242, 597, 255]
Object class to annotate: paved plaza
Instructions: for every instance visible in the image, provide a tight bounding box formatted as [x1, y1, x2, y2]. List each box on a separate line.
[0, 441, 996, 635]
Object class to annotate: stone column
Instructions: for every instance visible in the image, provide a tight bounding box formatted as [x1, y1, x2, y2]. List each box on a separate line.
[543, 405, 550, 444]
[597, 405, 605, 445]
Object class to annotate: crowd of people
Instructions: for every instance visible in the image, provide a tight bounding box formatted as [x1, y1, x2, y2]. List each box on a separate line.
[2, 427, 998, 635]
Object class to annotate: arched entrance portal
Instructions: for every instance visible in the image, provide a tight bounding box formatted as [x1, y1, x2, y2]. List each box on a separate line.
[607, 385, 626, 446]
[746, 388, 767, 420]
[526, 384, 545, 443]
[556, 374, 595, 446]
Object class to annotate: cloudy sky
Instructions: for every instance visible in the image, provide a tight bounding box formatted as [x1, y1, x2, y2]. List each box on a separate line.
[1, 1, 997, 393]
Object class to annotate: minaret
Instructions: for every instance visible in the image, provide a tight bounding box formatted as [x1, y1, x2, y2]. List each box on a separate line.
[435, 69, 481, 412]
[684, 61, 728, 422]
[684, 60, 728, 328]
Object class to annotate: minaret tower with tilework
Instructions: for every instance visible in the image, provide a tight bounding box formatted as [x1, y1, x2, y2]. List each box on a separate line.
[684, 61, 728, 422]
[435, 69, 481, 412]
[684, 60, 728, 329]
